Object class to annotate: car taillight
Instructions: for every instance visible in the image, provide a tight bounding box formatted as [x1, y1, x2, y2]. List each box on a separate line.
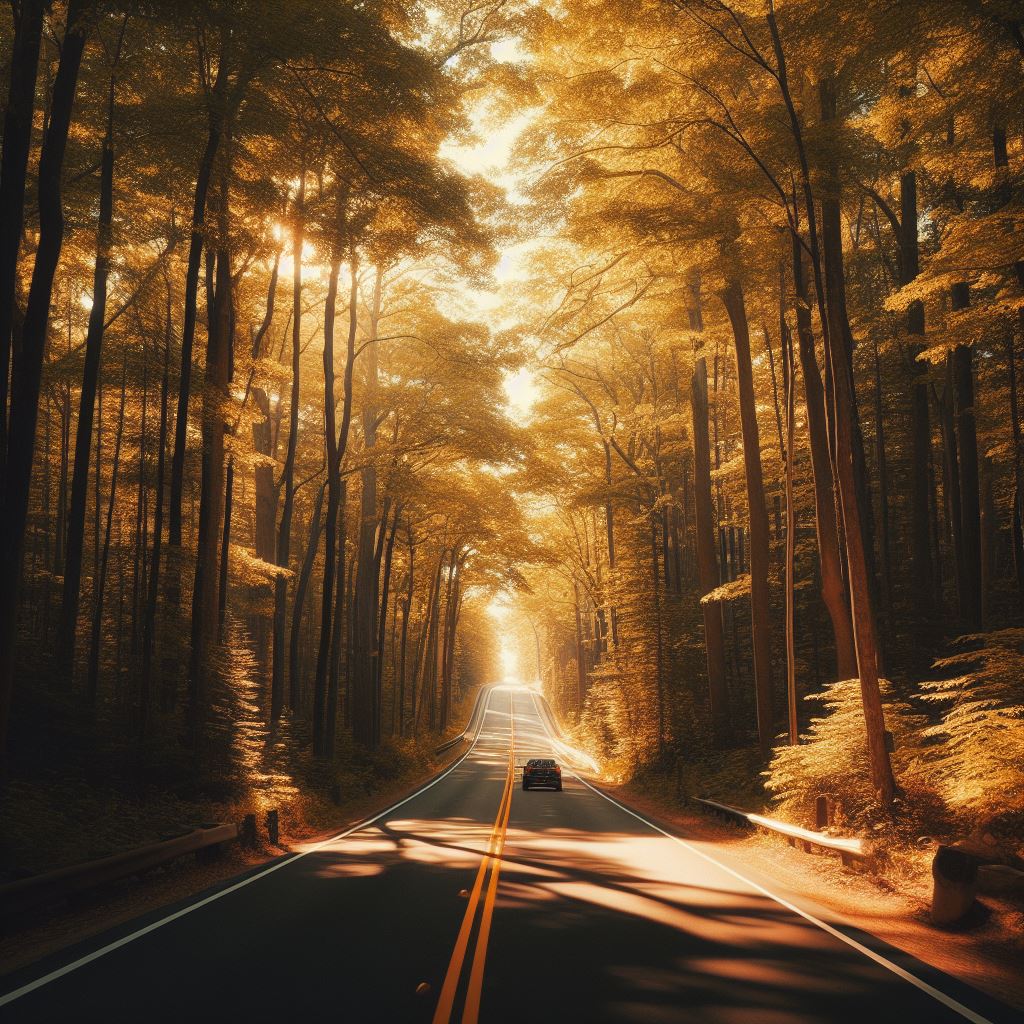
[555, 766, 561, 774]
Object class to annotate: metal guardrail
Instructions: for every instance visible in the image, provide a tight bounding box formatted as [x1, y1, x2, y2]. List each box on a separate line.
[528, 691, 601, 773]
[533, 693, 563, 740]
[694, 797, 873, 868]
[434, 684, 492, 755]
[0, 823, 238, 918]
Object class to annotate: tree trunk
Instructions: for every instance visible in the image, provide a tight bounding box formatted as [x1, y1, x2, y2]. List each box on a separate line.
[312, 253, 342, 753]
[415, 554, 444, 733]
[397, 530, 415, 738]
[720, 279, 774, 757]
[409, 592, 426, 736]
[168, 49, 232, 554]
[603, 440, 619, 645]
[87, 359, 127, 703]
[1006, 329, 1024, 608]
[95, 378, 103, 581]
[251, 255, 280, 565]
[792, 225, 857, 682]
[271, 170, 305, 724]
[819, 77, 884, 667]
[55, 385, 71, 575]
[0, 0, 89, 764]
[313, 233, 358, 752]
[782, 306, 798, 744]
[650, 523, 666, 752]
[817, 81, 897, 803]
[324, 481, 348, 759]
[980, 457, 995, 628]
[131, 323, 150, 659]
[218, 458, 233, 628]
[376, 504, 401, 711]
[573, 581, 586, 711]
[690, 347, 730, 740]
[352, 269, 383, 748]
[762, 320, 787, 465]
[56, 68, 119, 677]
[872, 334, 894, 625]
[901, 170, 935, 612]
[140, 295, 172, 735]
[0, 0, 45, 472]
[215, 197, 238, 635]
[438, 549, 458, 732]
[288, 482, 325, 707]
[951, 283, 982, 630]
[939, 366, 965, 617]
[186, 201, 234, 750]
[441, 572, 463, 727]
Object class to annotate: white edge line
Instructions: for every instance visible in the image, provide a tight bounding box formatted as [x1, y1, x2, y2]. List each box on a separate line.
[0, 687, 497, 1009]
[526, 692, 996, 1024]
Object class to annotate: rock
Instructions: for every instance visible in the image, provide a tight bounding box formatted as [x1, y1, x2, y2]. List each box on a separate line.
[932, 845, 979, 926]
[977, 864, 1024, 899]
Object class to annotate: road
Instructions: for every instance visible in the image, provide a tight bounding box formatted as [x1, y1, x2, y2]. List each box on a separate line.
[0, 685, 1016, 1023]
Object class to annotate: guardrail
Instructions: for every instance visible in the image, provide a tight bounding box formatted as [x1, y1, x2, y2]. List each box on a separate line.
[694, 797, 873, 868]
[532, 692, 563, 740]
[0, 823, 238, 919]
[529, 692, 601, 773]
[434, 684, 492, 755]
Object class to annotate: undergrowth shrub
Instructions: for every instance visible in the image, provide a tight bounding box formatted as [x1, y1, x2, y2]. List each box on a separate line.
[920, 629, 1024, 840]
[764, 679, 950, 843]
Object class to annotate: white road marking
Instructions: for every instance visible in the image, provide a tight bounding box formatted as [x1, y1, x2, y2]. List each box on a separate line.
[523, 690, 997, 1024]
[0, 688, 498, 1008]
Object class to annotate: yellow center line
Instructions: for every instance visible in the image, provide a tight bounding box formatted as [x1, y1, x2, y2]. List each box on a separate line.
[461, 708, 514, 1023]
[432, 699, 515, 1024]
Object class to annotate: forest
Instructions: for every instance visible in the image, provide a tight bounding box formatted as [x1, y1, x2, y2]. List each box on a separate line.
[0, 0, 1022, 890]
[503, 0, 1024, 859]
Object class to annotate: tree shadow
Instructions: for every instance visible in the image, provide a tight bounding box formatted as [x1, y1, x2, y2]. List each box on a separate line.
[2, 692, 1015, 1024]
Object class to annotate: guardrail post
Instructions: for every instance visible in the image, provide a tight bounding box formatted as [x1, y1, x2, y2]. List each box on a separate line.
[814, 795, 830, 829]
[931, 845, 978, 925]
[266, 809, 279, 846]
[241, 814, 257, 849]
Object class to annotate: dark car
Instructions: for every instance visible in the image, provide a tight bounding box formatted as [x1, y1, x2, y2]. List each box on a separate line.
[522, 758, 562, 791]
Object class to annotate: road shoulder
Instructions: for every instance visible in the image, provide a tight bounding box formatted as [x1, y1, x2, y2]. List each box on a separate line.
[0, 736, 475, 980]
[596, 779, 1024, 1015]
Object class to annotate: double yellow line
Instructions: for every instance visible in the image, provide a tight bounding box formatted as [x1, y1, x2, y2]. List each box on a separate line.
[432, 708, 515, 1024]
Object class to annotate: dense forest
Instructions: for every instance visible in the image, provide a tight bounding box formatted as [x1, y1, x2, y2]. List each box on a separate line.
[0, 0, 537, 863]
[502, 0, 1024, 849]
[0, 0, 1022, 875]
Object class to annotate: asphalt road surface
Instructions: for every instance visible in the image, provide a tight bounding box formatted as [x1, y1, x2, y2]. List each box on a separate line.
[1, 685, 1017, 1023]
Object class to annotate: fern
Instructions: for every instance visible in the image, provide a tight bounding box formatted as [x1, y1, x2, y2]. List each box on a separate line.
[920, 629, 1024, 825]
[765, 679, 941, 834]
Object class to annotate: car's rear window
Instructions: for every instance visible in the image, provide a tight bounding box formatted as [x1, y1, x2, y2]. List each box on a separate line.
[527, 758, 556, 768]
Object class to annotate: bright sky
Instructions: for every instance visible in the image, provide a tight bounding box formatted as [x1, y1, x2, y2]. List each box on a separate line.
[440, 47, 541, 423]
[443, 37, 547, 664]
[503, 366, 538, 419]
[487, 596, 521, 682]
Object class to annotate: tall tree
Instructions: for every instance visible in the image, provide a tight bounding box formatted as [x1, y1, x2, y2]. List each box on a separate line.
[0, 0, 91, 761]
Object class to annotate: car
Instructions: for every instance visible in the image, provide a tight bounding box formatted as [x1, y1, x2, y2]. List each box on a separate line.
[522, 758, 562, 791]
